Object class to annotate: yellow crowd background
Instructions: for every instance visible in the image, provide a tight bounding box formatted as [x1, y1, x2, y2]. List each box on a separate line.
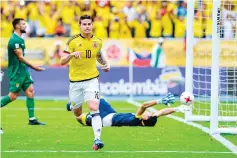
[1, 0, 237, 39]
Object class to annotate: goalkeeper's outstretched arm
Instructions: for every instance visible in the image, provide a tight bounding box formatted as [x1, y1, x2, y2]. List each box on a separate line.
[152, 104, 191, 118]
[135, 100, 174, 117]
[152, 108, 175, 118]
[136, 93, 175, 116]
[135, 100, 160, 117]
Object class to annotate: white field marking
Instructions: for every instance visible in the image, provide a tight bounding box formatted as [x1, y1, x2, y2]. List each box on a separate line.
[2, 107, 135, 111]
[3, 115, 58, 118]
[127, 99, 237, 156]
[1, 150, 235, 154]
[15, 96, 236, 102]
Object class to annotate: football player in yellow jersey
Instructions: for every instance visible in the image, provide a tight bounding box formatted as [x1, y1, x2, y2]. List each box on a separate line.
[60, 15, 109, 150]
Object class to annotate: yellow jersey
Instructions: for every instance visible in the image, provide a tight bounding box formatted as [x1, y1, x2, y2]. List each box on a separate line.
[162, 14, 173, 36]
[193, 18, 203, 38]
[14, 7, 27, 20]
[109, 21, 120, 38]
[1, 20, 12, 37]
[132, 20, 149, 38]
[174, 19, 186, 38]
[93, 21, 108, 38]
[150, 18, 162, 37]
[205, 19, 212, 37]
[64, 34, 103, 82]
[120, 21, 132, 38]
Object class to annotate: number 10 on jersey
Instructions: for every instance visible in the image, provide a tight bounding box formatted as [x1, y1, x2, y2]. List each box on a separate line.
[86, 50, 91, 58]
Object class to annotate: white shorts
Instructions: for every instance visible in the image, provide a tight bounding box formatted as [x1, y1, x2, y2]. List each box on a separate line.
[69, 78, 100, 109]
[102, 113, 116, 127]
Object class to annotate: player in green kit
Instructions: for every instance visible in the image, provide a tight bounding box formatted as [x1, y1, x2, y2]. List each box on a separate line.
[1, 18, 45, 126]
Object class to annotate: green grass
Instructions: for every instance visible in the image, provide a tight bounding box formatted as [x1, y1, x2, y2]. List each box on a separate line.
[154, 102, 237, 146]
[1, 100, 237, 158]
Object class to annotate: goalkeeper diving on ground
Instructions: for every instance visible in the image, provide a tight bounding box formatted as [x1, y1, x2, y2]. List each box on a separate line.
[66, 93, 186, 127]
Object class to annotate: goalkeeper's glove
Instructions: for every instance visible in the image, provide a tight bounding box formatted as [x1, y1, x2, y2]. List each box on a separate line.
[157, 93, 175, 105]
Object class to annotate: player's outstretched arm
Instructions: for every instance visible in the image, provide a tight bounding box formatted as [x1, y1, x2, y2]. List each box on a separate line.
[135, 100, 159, 116]
[152, 104, 190, 118]
[96, 51, 110, 72]
[152, 108, 175, 118]
[14, 49, 44, 71]
[135, 93, 175, 116]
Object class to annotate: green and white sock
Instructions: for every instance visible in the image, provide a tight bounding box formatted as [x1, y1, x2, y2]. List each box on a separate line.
[26, 98, 35, 119]
[1, 96, 12, 107]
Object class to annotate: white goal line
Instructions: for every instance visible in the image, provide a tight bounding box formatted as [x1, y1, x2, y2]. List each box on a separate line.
[2, 150, 235, 154]
[1, 107, 135, 111]
[127, 99, 237, 155]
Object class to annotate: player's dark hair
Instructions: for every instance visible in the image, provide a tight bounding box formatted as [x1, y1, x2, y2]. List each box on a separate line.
[79, 15, 93, 24]
[194, 9, 198, 15]
[12, 18, 24, 29]
[143, 116, 157, 127]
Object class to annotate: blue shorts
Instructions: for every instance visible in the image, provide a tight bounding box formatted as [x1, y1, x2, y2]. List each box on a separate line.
[99, 98, 117, 119]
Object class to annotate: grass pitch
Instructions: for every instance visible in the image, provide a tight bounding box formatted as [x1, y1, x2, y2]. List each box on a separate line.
[1, 100, 236, 158]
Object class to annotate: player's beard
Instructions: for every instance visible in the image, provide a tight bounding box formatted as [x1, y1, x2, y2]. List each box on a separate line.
[20, 29, 26, 33]
[84, 29, 92, 34]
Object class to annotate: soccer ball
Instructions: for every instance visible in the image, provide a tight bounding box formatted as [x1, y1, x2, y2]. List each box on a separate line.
[180, 92, 194, 105]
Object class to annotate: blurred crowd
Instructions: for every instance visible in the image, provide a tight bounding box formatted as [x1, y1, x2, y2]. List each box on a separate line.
[1, 0, 237, 39]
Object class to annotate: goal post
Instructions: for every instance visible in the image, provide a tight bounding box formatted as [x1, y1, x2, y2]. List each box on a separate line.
[184, 0, 195, 122]
[185, 0, 237, 134]
[210, 0, 221, 134]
